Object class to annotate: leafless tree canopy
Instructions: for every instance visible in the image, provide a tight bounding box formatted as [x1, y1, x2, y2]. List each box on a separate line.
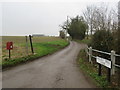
[83, 3, 118, 35]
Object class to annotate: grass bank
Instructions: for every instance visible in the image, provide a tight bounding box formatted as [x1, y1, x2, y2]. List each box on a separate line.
[2, 37, 69, 69]
[76, 38, 120, 89]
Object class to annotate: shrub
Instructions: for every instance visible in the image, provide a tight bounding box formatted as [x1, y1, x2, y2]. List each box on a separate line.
[91, 30, 113, 52]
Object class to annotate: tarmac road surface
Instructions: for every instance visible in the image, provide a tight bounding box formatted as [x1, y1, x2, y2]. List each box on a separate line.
[2, 41, 96, 88]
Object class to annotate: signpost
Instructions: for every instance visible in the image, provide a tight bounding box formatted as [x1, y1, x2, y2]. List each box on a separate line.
[96, 57, 111, 68]
[87, 46, 120, 83]
[6, 42, 13, 59]
[96, 56, 111, 82]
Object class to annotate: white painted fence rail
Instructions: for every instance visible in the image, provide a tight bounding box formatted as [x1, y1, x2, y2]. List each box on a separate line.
[86, 46, 120, 75]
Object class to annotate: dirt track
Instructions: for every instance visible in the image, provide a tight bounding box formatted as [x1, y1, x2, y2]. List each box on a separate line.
[2, 41, 96, 88]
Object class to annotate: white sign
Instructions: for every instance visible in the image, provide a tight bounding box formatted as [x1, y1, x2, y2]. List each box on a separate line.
[96, 57, 111, 68]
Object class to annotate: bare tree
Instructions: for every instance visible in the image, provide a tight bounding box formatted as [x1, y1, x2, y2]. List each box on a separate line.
[83, 5, 95, 35]
[83, 3, 118, 34]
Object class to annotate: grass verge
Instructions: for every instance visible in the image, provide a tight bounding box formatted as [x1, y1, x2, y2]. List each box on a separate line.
[74, 38, 91, 45]
[2, 39, 69, 69]
[76, 39, 120, 89]
[77, 49, 109, 88]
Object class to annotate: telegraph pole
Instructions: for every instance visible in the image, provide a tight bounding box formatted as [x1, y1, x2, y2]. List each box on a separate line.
[66, 16, 69, 40]
[118, 1, 120, 31]
[118, 1, 120, 57]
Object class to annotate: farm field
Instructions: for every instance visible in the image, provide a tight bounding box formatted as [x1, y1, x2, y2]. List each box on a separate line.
[1, 36, 69, 68]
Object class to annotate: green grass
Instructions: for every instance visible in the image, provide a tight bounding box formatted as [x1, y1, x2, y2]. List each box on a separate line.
[2, 36, 65, 60]
[76, 39, 120, 89]
[33, 40, 68, 56]
[1, 36, 69, 69]
[77, 50, 109, 88]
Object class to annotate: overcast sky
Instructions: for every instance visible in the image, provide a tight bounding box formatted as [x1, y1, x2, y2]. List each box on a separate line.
[0, 0, 119, 36]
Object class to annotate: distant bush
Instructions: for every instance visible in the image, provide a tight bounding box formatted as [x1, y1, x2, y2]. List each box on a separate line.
[91, 30, 113, 52]
[60, 15, 88, 40]
[68, 16, 88, 40]
[59, 30, 65, 39]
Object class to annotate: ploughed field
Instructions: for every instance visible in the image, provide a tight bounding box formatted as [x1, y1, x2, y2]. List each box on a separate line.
[1, 36, 68, 68]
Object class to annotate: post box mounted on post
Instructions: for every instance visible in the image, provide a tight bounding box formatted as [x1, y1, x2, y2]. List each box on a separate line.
[6, 42, 13, 59]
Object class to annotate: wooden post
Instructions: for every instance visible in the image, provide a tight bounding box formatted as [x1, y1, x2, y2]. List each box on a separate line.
[111, 50, 115, 75]
[29, 35, 34, 54]
[25, 36, 28, 54]
[98, 63, 102, 76]
[89, 47, 92, 64]
[107, 68, 111, 83]
[86, 47, 88, 57]
[8, 49, 11, 59]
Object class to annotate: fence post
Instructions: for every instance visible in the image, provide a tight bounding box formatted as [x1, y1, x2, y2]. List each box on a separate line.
[29, 35, 34, 54]
[86, 46, 88, 57]
[107, 68, 111, 82]
[111, 50, 115, 75]
[89, 47, 92, 64]
[25, 36, 28, 54]
[98, 63, 102, 76]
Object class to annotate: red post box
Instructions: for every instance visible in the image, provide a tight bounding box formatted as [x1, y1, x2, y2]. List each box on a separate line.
[6, 42, 13, 50]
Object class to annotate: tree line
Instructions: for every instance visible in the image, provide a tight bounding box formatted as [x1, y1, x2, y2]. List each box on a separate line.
[59, 3, 120, 55]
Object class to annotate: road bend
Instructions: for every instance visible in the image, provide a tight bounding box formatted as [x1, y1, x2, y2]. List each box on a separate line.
[2, 41, 96, 88]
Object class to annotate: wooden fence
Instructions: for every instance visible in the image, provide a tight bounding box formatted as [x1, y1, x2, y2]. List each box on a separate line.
[86, 46, 120, 83]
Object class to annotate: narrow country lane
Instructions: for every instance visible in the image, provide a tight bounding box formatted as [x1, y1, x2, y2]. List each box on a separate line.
[2, 41, 96, 88]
